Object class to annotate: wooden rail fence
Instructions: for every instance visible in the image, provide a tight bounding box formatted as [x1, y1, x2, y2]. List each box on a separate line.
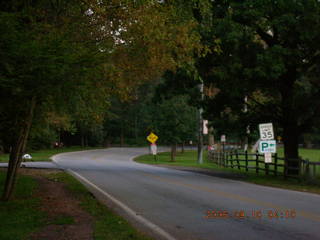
[208, 150, 320, 181]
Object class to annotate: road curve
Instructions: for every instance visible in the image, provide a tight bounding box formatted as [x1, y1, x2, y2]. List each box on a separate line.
[53, 148, 320, 240]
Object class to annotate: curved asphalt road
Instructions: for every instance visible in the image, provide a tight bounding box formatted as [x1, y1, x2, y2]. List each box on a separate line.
[53, 148, 320, 240]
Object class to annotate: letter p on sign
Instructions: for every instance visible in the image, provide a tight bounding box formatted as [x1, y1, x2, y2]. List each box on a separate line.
[261, 142, 268, 151]
[259, 140, 276, 153]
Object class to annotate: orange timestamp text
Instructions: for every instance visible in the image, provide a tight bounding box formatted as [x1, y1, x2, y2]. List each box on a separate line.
[204, 209, 296, 220]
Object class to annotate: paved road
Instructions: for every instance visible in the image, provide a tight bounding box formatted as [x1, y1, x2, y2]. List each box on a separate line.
[53, 148, 320, 240]
[0, 161, 61, 169]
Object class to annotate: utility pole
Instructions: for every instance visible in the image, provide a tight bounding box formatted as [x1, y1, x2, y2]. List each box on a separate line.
[197, 82, 204, 164]
[244, 96, 250, 151]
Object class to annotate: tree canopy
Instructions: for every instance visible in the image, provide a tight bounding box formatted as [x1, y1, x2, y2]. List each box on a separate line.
[197, 0, 320, 173]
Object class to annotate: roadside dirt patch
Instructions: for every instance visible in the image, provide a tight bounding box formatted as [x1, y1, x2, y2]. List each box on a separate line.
[20, 169, 94, 240]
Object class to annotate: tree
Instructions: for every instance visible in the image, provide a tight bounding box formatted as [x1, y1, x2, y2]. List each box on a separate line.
[198, 0, 320, 174]
[1, 0, 203, 200]
[0, 0, 108, 200]
[153, 95, 197, 161]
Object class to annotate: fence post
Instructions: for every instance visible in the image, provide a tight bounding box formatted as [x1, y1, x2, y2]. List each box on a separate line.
[230, 151, 234, 169]
[225, 152, 228, 167]
[221, 152, 224, 167]
[284, 158, 288, 179]
[256, 151, 259, 174]
[245, 150, 248, 172]
[305, 159, 310, 180]
[265, 161, 269, 175]
[274, 153, 278, 176]
[217, 152, 219, 166]
[236, 150, 240, 170]
[301, 159, 305, 176]
[223, 151, 231, 167]
[299, 158, 303, 182]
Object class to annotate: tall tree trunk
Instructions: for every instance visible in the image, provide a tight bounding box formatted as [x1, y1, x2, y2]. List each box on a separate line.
[283, 122, 300, 175]
[134, 113, 138, 145]
[2, 97, 36, 201]
[302, 134, 312, 149]
[85, 136, 88, 147]
[171, 144, 177, 162]
[181, 142, 185, 154]
[281, 71, 300, 175]
[80, 128, 85, 147]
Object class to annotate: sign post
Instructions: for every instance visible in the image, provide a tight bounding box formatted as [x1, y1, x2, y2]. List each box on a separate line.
[147, 132, 158, 161]
[203, 120, 208, 135]
[264, 152, 272, 163]
[258, 123, 276, 163]
[221, 135, 226, 152]
[150, 143, 157, 161]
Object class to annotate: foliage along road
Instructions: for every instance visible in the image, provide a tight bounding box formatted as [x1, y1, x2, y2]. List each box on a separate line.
[52, 148, 320, 240]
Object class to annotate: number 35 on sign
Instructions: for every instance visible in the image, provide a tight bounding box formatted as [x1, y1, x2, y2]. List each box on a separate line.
[259, 123, 274, 140]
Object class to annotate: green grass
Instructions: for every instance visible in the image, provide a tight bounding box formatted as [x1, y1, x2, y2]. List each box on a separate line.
[277, 147, 320, 162]
[135, 150, 320, 194]
[138, 150, 219, 169]
[0, 171, 46, 240]
[0, 146, 103, 163]
[49, 172, 151, 240]
[0, 170, 152, 240]
[50, 215, 75, 225]
[245, 174, 320, 194]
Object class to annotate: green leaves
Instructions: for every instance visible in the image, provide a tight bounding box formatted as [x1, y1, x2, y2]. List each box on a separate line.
[153, 94, 197, 145]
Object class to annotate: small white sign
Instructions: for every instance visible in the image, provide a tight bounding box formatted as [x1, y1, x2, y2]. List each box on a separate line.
[151, 144, 157, 155]
[259, 123, 274, 140]
[203, 120, 208, 135]
[221, 135, 226, 143]
[259, 140, 276, 153]
[264, 152, 272, 163]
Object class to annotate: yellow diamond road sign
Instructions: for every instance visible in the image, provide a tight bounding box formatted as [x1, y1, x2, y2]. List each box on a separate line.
[147, 132, 158, 144]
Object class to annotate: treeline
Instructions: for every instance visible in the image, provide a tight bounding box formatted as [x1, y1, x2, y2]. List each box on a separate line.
[2, 0, 320, 200]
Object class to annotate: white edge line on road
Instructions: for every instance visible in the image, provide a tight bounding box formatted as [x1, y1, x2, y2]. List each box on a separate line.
[51, 148, 176, 240]
[66, 169, 177, 240]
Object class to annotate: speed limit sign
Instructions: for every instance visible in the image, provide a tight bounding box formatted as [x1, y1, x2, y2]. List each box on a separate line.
[259, 123, 274, 140]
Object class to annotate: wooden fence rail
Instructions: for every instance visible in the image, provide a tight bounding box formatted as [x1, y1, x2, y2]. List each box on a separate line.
[208, 150, 320, 181]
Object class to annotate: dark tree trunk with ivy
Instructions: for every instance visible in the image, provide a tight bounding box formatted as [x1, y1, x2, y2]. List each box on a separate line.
[2, 97, 36, 201]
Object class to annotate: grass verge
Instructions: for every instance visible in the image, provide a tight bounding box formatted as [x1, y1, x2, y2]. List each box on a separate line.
[47, 172, 151, 240]
[0, 171, 45, 240]
[0, 170, 151, 240]
[134, 151, 320, 195]
[277, 147, 320, 162]
[0, 146, 103, 163]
